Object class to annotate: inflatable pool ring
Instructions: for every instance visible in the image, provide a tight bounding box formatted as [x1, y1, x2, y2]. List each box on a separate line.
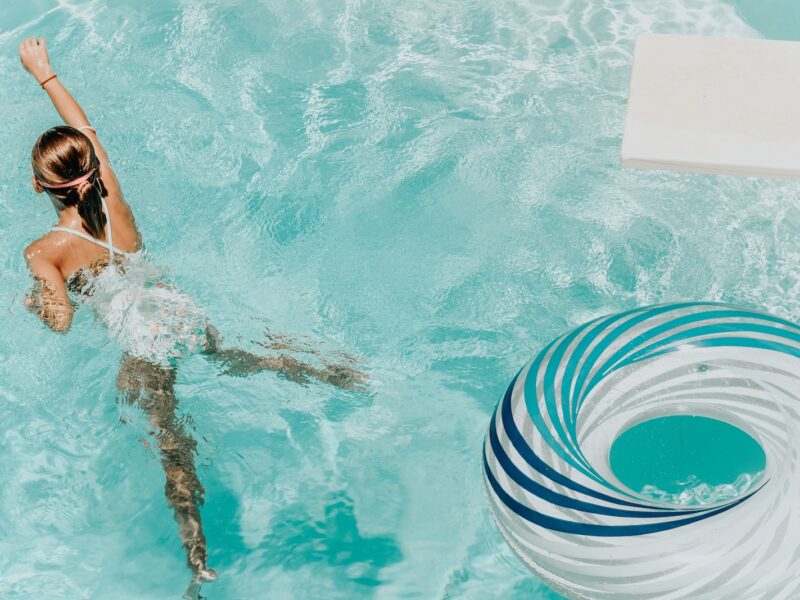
[483, 302, 800, 599]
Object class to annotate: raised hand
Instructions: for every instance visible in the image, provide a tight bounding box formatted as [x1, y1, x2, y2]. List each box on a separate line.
[19, 36, 54, 83]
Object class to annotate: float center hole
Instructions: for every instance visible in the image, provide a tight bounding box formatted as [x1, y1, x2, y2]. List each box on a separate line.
[609, 416, 766, 505]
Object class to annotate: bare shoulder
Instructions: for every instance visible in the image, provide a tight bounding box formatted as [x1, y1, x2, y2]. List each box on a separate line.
[24, 236, 50, 262]
[106, 191, 135, 219]
[104, 190, 143, 251]
[24, 232, 63, 266]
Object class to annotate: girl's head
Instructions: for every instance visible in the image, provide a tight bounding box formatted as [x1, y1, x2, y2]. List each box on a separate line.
[31, 125, 107, 238]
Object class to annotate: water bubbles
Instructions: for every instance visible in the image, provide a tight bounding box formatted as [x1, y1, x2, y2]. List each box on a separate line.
[639, 472, 761, 506]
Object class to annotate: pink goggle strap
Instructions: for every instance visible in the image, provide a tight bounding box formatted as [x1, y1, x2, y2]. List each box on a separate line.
[36, 168, 95, 190]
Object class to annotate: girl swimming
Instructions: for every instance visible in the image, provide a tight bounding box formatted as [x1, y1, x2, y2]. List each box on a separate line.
[18, 36, 364, 592]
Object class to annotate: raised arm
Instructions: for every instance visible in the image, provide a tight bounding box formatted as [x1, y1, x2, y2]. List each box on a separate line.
[18, 37, 120, 190]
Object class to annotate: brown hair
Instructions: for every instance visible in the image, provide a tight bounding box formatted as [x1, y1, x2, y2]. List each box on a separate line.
[32, 126, 107, 238]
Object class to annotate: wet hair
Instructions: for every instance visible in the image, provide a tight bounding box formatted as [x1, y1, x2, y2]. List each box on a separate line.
[31, 125, 107, 238]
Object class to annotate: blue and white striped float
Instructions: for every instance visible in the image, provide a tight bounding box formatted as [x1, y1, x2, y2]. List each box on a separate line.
[483, 302, 800, 599]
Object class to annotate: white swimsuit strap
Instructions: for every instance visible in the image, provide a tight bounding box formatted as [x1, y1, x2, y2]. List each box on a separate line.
[51, 226, 118, 253]
[51, 198, 128, 256]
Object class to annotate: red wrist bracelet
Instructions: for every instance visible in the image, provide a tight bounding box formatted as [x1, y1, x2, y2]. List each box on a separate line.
[39, 74, 57, 88]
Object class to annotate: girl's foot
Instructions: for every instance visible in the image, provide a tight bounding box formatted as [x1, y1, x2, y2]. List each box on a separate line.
[182, 565, 218, 600]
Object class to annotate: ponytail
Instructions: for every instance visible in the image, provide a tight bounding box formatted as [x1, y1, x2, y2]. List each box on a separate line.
[75, 176, 107, 238]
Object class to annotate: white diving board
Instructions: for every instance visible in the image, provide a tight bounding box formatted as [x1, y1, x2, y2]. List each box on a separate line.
[621, 33, 800, 179]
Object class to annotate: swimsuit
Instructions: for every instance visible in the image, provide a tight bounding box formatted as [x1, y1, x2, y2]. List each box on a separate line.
[53, 197, 209, 365]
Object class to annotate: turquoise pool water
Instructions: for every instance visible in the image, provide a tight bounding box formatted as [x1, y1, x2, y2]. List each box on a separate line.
[610, 416, 766, 504]
[0, 1, 797, 598]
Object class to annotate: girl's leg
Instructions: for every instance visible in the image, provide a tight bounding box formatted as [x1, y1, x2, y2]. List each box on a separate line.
[202, 325, 366, 391]
[116, 355, 216, 581]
